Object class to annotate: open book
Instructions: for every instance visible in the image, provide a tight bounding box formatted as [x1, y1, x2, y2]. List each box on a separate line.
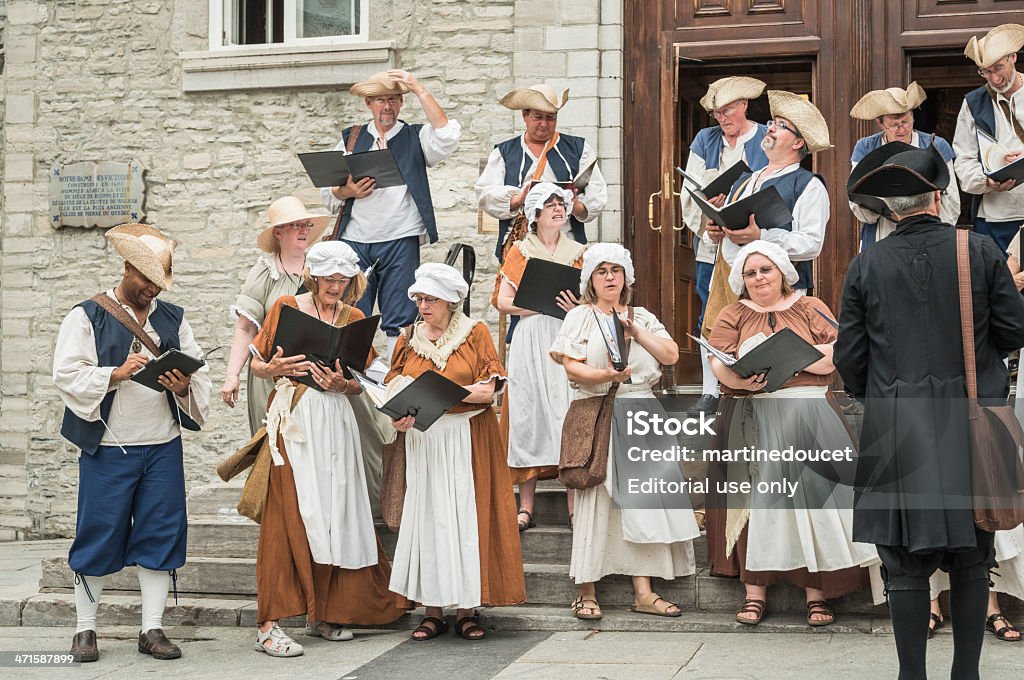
[685, 184, 793, 231]
[351, 370, 470, 432]
[524, 157, 599, 193]
[298, 148, 406, 189]
[676, 161, 752, 199]
[131, 348, 207, 392]
[977, 129, 1024, 184]
[688, 329, 823, 393]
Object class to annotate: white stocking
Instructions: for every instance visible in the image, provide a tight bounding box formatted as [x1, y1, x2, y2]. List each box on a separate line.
[137, 567, 169, 633]
[74, 574, 105, 634]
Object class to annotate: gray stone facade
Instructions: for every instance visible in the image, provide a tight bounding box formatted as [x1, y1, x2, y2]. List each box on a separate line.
[0, 0, 623, 538]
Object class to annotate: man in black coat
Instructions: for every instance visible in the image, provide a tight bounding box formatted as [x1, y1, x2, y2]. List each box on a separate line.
[835, 144, 1024, 680]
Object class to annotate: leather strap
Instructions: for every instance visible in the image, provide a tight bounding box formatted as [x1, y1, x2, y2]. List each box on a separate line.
[444, 243, 476, 316]
[605, 306, 635, 398]
[89, 293, 161, 356]
[530, 132, 560, 182]
[955, 229, 979, 406]
[328, 124, 366, 241]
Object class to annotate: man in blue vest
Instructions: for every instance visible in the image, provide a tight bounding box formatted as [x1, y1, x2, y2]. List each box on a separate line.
[52, 223, 211, 663]
[322, 70, 461, 361]
[954, 23, 1024, 255]
[475, 83, 608, 260]
[850, 82, 960, 251]
[680, 76, 768, 417]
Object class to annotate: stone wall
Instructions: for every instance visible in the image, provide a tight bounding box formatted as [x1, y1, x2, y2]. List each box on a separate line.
[0, 0, 622, 538]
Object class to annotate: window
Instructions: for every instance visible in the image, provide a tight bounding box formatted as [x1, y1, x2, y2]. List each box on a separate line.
[212, 0, 368, 48]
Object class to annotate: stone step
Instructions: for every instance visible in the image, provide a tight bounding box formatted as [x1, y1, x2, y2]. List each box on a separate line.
[186, 481, 246, 516]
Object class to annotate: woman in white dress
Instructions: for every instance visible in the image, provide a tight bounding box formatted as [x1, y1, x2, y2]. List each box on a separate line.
[551, 243, 701, 620]
[494, 182, 586, 530]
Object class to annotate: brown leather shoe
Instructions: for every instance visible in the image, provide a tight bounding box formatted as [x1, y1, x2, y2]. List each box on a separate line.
[138, 628, 181, 660]
[70, 630, 99, 663]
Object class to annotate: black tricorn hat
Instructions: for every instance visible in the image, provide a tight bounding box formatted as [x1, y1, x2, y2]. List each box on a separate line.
[847, 142, 950, 198]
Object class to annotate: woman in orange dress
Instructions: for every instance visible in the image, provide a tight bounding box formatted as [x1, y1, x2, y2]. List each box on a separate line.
[249, 241, 408, 657]
[388, 263, 526, 641]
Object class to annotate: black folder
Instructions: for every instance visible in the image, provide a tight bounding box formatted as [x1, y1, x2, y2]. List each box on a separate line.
[512, 258, 580, 320]
[130, 349, 206, 392]
[352, 370, 470, 432]
[676, 161, 752, 199]
[298, 149, 406, 189]
[526, 157, 599, 193]
[685, 185, 793, 231]
[689, 328, 823, 393]
[987, 156, 1024, 184]
[271, 305, 380, 390]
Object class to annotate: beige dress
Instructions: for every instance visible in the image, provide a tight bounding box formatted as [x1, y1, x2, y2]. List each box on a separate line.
[551, 305, 699, 584]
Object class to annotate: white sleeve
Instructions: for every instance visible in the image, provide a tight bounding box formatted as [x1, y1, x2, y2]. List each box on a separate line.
[575, 142, 607, 223]
[953, 100, 991, 196]
[172, 316, 212, 429]
[848, 159, 881, 224]
[679, 151, 708, 238]
[475, 147, 520, 220]
[419, 119, 462, 167]
[51, 307, 115, 422]
[760, 176, 829, 261]
[319, 136, 348, 214]
[940, 158, 963, 225]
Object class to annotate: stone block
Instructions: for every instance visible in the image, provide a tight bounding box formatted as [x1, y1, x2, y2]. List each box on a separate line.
[557, 96, 599, 128]
[5, 34, 38, 64]
[558, 2, 600, 25]
[599, 76, 622, 98]
[602, 1, 624, 25]
[601, 50, 622, 78]
[0, 597, 24, 626]
[514, 27, 544, 52]
[599, 127, 622, 158]
[600, 97, 622, 127]
[599, 24, 623, 51]
[7, 1, 48, 26]
[4, 154, 35, 183]
[545, 25, 599, 51]
[567, 50, 600, 78]
[182, 152, 212, 170]
[6, 94, 36, 124]
[514, 0, 560, 27]
[514, 51, 566, 78]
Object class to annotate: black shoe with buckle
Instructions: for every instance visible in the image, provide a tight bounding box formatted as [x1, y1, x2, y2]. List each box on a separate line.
[71, 630, 99, 663]
[138, 628, 182, 660]
[686, 394, 719, 417]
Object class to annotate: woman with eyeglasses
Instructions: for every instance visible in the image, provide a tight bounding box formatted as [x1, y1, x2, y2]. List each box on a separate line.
[493, 182, 587, 532]
[221, 197, 330, 434]
[247, 241, 409, 657]
[706, 240, 875, 628]
[551, 243, 701, 621]
[387, 263, 525, 641]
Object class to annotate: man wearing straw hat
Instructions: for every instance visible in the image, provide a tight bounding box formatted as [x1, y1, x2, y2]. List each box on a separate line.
[52, 223, 212, 663]
[954, 23, 1024, 254]
[321, 69, 461, 361]
[475, 83, 608, 260]
[703, 91, 831, 338]
[850, 82, 960, 250]
[680, 76, 768, 418]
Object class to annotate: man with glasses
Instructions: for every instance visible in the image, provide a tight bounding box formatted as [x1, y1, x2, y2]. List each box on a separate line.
[850, 82, 960, 250]
[476, 83, 608, 260]
[321, 69, 460, 362]
[680, 76, 768, 417]
[954, 24, 1024, 254]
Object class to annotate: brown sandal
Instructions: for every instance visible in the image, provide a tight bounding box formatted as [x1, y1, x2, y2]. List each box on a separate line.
[630, 592, 682, 617]
[571, 595, 603, 620]
[987, 613, 1022, 642]
[517, 508, 535, 532]
[806, 600, 835, 627]
[411, 616, 448, 641]
[735, 598, 766, 625]
[455, 612, 486, 640]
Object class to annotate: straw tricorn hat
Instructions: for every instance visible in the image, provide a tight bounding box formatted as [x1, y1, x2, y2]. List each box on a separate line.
[350, 71, 410, 98]
[965, 23, 1024, 69]
[699, 76, 766, 112]
[105, 223, 176, 290]
[499, 84, 570, 113]
[256, 196, 332, 254]
[850, 82, 927, 120]
[768, 90, 833, 154]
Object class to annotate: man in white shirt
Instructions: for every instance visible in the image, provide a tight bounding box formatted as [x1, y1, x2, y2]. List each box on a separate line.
[680, 76, 768, 416]
[52, 224, 211, 663]
[954, 23, 1024, 254]
[321, 70, 461, 361]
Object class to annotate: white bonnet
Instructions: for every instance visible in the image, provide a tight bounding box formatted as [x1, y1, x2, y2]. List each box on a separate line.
[306, 241, 362, 278]
[524, 182, 574, 227]
[580, 243, 636, 293]
[728, 240, 799, 295]
[407, 263, 469, 303]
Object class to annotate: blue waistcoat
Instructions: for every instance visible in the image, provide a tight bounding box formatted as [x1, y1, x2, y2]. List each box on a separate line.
[60, 298, 201, 455]
[495, 133, 587, 259]
[690, 123, 770, 171]
[852, 132, 956, 247]
[965, 86, 1000, 222]
[335, 121, 438, 244]
[729, 168, 823, 291]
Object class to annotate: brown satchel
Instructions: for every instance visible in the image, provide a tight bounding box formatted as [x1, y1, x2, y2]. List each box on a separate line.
[327, 123, 364, 242]
[380, 431, 406, 532]
[558, 307, 633, 490]
[955, 229, 1024, 532]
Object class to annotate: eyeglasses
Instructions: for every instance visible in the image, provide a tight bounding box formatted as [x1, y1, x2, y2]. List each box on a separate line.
[279, 222, 313, 231]
[742, 265, 778, 279]
[316, 276, 350, 286]
[978, 57, 1012, 78]
[412, 295, 442, 306]
[768, 118, 802, 137]
[594, 265, 625, 278]
[712, 104, 740, 120]
[882, 118, 913, 131]
[370, 96, 402, 106]
[526, 112, 557, 123]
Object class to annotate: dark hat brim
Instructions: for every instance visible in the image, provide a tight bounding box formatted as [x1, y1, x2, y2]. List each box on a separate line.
[848, 143, 949, 198]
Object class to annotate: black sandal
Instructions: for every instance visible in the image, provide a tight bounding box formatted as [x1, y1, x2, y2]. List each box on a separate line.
[987, 613, 1022, 642]
[411, 616, 448, 641]
[455, 612, 486, 640]
[928, 612, 944, 639]
[517, 508, 535, 532]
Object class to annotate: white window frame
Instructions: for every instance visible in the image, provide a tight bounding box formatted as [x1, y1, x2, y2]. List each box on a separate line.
[209, 0, 369, 50]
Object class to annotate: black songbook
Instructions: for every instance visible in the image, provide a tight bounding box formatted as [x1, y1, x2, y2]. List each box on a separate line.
[352, 370, 470, 432]
[688, 328, 823, 393]
[676, 161, 752, 199]
[976, 128, 1024, 184]
[986, 156, 1024, 184]
[512, 258, 580, 320]
[526, 157, 599, 193]
[298, 149, 406, 189]
[130, 349, 206, 393]
[685, 184, 793, 231]
[271, 305, 380, 390]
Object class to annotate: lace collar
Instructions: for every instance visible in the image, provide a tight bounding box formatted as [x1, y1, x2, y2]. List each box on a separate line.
[517, 232, 587, 264]
[408, 312, 476, 370]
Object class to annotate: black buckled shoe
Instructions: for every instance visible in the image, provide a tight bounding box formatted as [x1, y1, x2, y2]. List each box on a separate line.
[71, 630, 99, 663]
[686, 394, 719, 417]
[138, 628, 182, 660]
